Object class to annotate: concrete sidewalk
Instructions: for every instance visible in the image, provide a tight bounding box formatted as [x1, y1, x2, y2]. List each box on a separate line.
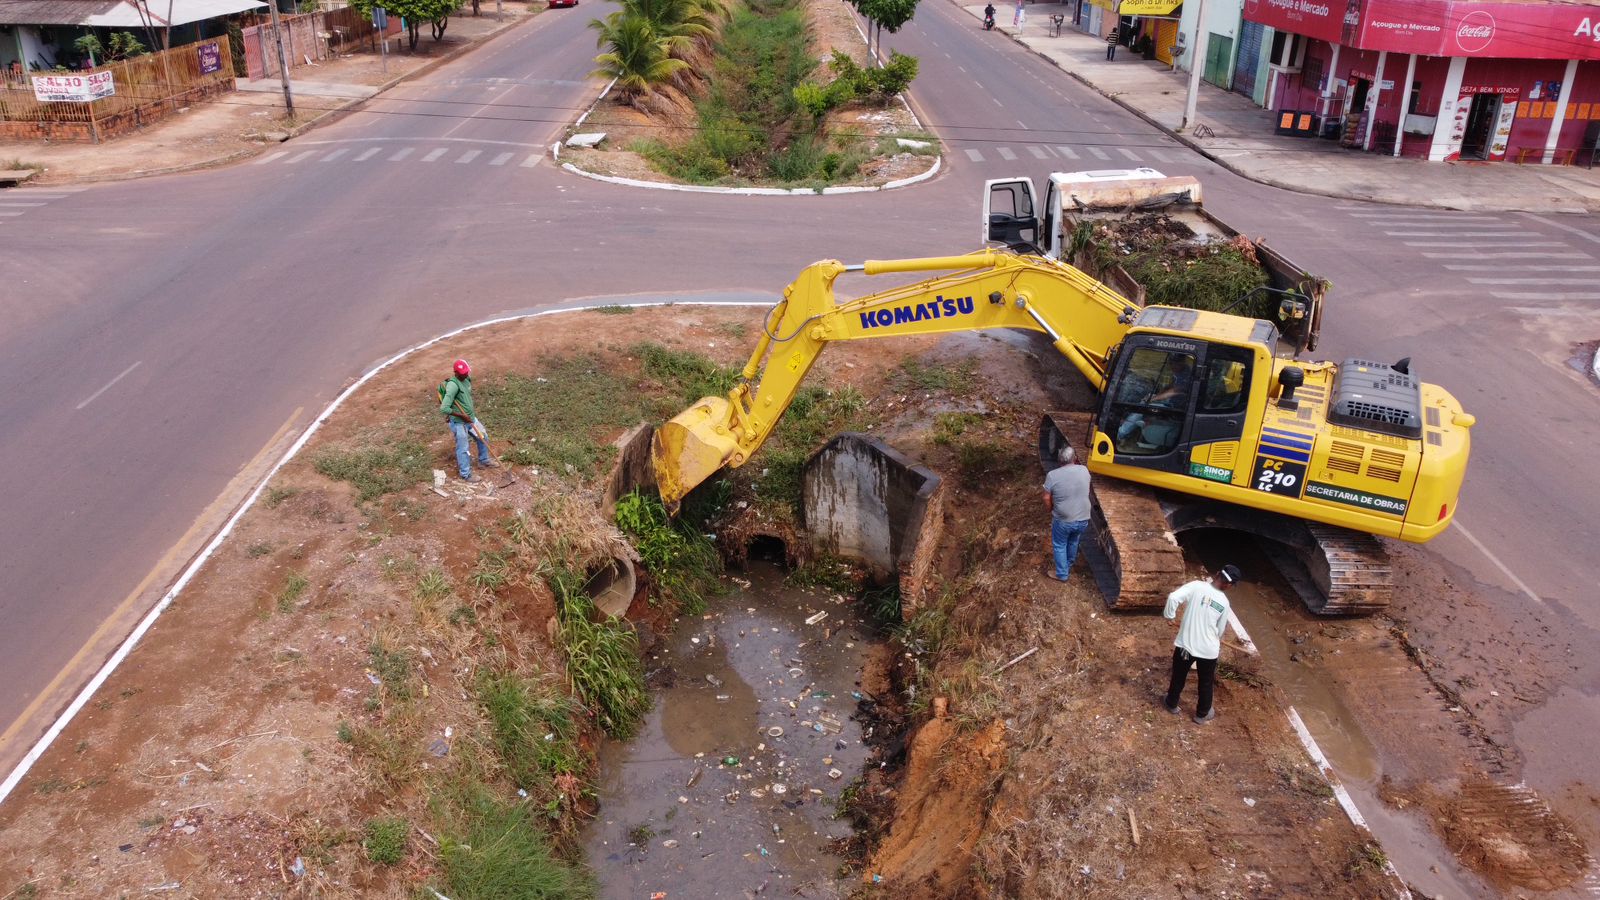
[965, 1, 1600, 212]
[234, 78, 381, 100]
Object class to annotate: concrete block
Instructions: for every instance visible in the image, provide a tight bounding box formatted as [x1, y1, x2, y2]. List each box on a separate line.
[802, 433, 944, 619]
[567, 132, 607, 148]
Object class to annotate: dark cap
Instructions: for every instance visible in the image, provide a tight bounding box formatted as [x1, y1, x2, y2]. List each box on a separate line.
[1217, 564, 1242, 585]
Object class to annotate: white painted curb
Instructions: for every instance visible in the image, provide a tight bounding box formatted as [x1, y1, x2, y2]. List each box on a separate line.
[0, 299, 771, 808]
[1284, 708, 1412, 897]
[1592, 345, 1599, 383]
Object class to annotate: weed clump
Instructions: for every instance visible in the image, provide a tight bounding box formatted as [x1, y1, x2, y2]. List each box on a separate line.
[313, 442, 431, 501]
[437, 785, 595, 899]
[614, 492, 721, 615]
[476, 672, 585, 810]
[363, 817, 408, 866]
[548, 569, 650, 739]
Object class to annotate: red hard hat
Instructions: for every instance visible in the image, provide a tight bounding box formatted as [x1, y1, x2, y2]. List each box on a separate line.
[453, 359, 470, 377]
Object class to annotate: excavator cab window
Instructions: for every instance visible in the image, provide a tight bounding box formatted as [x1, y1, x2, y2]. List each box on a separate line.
[1201, 350, 1250, 413]
[983, 178, 1038, 246]
[1107, 346, 1196, 457]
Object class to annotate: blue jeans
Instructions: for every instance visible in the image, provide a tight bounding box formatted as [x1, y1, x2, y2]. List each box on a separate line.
[448, 418, 490, 478]
[1051, 518, 1089, 579]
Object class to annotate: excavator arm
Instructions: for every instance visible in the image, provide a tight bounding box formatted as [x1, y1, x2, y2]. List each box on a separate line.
[652, 250, 1140, 507]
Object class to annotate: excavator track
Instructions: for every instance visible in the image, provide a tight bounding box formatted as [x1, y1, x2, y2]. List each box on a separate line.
[1260, 523, 1392, 615]
[1040, 412, 1392, 616]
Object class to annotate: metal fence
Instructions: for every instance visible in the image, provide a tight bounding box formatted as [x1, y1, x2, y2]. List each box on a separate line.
[0, 36, 237, 142]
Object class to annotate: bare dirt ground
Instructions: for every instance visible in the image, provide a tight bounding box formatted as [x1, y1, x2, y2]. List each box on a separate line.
[0, 4, 536, 183]
[562, 0, 934, 189]
[0, 304, 1590, 899]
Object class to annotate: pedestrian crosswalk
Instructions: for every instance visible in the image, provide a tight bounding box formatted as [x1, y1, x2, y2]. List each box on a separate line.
[0, 186, 88, 225]
[254, 142, 545, 170]
[960, 144, 1183, 166]
[1338, 205, 1600, 306]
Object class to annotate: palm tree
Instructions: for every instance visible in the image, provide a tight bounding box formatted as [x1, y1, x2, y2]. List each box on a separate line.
[590, 14, 689, 100]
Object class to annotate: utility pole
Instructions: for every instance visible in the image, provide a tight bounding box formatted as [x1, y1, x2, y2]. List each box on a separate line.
[1179, 0, 1207, 132]
[267, 0, 295, 116]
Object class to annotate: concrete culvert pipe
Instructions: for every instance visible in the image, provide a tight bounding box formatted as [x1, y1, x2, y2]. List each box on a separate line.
[585, 557, 637, 619]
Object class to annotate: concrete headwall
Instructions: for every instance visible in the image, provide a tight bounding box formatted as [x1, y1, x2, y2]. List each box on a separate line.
[802, 433, 944, 619]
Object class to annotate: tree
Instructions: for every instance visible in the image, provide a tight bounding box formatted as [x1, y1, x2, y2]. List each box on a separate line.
[854, 0, 917, 62]
[589, 13, 689, 101]
[350, 0, 459, 50]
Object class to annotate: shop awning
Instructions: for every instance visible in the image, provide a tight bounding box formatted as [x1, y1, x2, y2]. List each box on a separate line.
[1243, 0, 1600, 61]
[1118, 0, 1180, 15]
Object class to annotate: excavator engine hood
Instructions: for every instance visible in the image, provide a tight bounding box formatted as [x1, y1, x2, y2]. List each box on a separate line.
[652, 395, 742, 510]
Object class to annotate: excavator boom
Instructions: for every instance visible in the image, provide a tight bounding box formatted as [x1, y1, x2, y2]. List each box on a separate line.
[652, 251, 1139, 507]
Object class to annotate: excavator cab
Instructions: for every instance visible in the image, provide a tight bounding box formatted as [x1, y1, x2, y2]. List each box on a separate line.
[1095, 327, 1262, 482]
[982, 177, 1038, 247]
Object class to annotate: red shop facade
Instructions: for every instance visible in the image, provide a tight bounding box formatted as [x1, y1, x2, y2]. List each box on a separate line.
[1242, 0, 1600, 162]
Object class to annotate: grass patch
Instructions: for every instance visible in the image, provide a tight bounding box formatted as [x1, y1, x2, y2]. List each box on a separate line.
[476, 672, 585, 807]
[313, 442, 431, 501]
[931, 411, 982, 446]
[548, 569, 649, 739]
[481, 355, 650, 477]
[1, 158, 44, 172]
[276, 571, 310, 613]
[368, 641, 414, 703]
[415, 568, 453, 601]
[787, 554, 860, 593]
[614, 492, 721, 615]
[633, 342, 739, 406]
[593, 305, 635, 315]
[436, 784, 595, 899]
[246, 542, 274, 558]
[364, 817, 408, 866]
[263, 485, 299, 508]
[896, 357, 979, 393]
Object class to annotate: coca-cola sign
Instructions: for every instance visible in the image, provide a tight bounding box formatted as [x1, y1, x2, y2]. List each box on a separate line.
[1454, 10, 1495, 51]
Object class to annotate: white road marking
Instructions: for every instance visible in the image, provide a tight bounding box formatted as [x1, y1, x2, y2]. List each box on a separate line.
[993, 97, 1004, 107]
[1149, 148, 1175, 162]
[1118, 148, 1143, 161]
[1405, 241, 1551, 248]
[1386, 231, 1526, 238]
[1490, 291, 1600, 300]
[489, 151, 514, 166]
[1452, 520, 1544, 606]
[965, 148, 985, 162]
[255, 151, 290, 165]
[284, 150, 318, 164]
[75, 361, 141, 410]
[1028, 146, 1048, 159]
[456, 150, 482, 164]
[1055, 146, 1078, 159]
[1507, 307, 1597, 317]
[0, 202, 47, 207]
[1423, 251, 1588, 259]
[389, 147, 415, 161]
[1444, 264, 1600, 271]
[1521, 212, 1600, 245]
[1468, 277, 1600, 285]
[320, 148, 350, 162]
[1087, 146, 1110, 160]
[1042, 145, 1059, 157]
[1349, 213, 1497, 221]
[422, 148, 449, 162]
[998, 147, 1017, 161]
[354, 148, 382, 161]
[956, 65, 966, 72]
[520, 154, 543, 168]
[1018, 121, 1030, 129]
[0, 211, 23, 217]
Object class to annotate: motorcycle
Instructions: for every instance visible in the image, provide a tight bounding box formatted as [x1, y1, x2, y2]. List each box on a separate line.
[983, 9, 995, 29]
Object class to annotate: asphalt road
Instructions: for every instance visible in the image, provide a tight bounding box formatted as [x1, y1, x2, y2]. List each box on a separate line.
[1, 0, 1597, 855]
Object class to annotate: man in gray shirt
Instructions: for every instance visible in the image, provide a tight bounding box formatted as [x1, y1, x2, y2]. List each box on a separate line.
[1043, 446, 1092, 581]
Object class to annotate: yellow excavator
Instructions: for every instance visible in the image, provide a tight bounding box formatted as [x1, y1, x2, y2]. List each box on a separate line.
[651, 250, 1473, 615]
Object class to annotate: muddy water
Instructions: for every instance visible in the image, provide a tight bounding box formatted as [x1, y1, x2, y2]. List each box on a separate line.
[1184, 536, 1491, 899]
[583, 562, 875, 899]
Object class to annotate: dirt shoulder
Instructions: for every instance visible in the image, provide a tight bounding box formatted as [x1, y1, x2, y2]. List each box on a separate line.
[0, 4, 538, 184]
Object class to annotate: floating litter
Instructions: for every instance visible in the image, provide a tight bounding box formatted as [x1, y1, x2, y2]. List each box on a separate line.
[767, 726, 784, 737]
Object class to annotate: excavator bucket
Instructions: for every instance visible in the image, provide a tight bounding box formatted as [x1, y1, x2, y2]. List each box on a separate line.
[652, 395, 743, 511]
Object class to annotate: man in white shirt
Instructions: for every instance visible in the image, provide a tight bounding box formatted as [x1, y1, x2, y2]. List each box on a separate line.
[1042, 446, 1092, 582]
[1161, 565, 1241, 724]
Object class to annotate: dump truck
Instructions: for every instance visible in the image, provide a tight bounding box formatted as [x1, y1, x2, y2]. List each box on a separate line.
[983, 168, 1327, 356]
[651, 184, 1473, 616]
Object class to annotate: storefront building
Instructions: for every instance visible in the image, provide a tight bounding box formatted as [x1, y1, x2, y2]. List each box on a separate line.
[1243, 0, 1600, 162]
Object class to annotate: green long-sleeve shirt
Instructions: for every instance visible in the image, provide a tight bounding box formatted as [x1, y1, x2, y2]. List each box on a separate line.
[440, 375, 476, 420]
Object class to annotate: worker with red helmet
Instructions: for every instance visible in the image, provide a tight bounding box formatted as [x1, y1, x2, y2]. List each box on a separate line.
[439, 358, 496, 482]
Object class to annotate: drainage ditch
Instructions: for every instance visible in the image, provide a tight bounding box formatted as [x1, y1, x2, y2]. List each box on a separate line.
[582, 559, 878, 899]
